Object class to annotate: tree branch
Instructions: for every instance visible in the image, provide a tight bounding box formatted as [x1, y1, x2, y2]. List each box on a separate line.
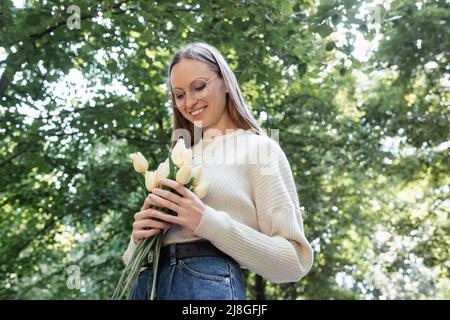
[8, 0, 137, 48]
[0, 71, 7, 97]
[0, 145, 38, 168]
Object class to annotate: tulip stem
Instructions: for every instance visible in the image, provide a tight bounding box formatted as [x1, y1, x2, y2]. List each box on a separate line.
[150, 233, 163, 300]
[134, 171, 148, 197]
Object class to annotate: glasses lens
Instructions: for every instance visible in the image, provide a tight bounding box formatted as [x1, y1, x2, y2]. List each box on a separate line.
[172, 79, 210, 107]
[191, 79, 208, 100]
[173, 90, 185, 107]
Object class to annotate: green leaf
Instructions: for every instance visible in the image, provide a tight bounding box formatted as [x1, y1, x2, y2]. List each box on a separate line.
[314, 23, 333, 37]
[325, 42, 336, 51]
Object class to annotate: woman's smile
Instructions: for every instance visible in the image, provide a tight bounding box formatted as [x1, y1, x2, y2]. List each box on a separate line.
[190, 105, 208, 119]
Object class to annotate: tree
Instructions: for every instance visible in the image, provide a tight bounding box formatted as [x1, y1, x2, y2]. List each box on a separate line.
[0, 0, 448, 299]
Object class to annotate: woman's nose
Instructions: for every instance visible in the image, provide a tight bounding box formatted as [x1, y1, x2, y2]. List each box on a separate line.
[185, 92, 198, 108]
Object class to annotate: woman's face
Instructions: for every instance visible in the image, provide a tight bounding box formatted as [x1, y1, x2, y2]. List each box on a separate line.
[170, 58, 228, 128]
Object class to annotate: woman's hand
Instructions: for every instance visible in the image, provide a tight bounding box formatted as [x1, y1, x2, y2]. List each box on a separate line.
[146, 178, 206, 232]
[132, 194, 172, 245]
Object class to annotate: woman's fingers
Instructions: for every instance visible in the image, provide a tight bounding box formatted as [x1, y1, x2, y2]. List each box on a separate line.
[148, 193, 181, 214]
[134, 229, 161, 241]
[140, 194, 156, 211]
[133, 197, 173, 244]
[133, 219, 171, 231]
[159, 178, 196, 199]
[134, 207, 157, 221]
[135, 208, 180, 225]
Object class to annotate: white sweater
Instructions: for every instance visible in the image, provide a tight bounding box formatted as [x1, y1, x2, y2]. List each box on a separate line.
[122, 128, 314, 283]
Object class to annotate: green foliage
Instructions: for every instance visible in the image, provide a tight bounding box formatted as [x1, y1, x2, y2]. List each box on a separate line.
[0, 0, 448, 299]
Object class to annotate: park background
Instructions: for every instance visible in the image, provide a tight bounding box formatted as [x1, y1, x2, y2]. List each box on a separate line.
[0, 0, 448, 299]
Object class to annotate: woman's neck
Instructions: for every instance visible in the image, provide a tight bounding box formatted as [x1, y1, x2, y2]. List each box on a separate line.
[202, 126, 239, 140]
[202, 111, 238, 140]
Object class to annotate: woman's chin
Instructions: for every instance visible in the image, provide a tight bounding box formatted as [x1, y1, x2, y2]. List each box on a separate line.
[192, 119, 208, 127]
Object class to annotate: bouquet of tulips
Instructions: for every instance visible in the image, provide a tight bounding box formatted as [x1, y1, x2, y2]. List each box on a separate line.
[112, 139, 210, 300]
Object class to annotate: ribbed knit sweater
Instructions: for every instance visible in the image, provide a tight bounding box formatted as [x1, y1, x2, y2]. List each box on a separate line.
[122, 128, 313, 283]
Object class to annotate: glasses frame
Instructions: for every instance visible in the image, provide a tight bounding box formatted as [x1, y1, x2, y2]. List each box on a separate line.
[171, 74, 219, 108]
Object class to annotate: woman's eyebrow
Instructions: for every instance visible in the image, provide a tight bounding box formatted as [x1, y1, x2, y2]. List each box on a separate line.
[172, 76, 208, 90]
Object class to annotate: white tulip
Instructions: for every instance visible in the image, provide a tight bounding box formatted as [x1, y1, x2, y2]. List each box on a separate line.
[171, 138, 194, 168]
[176, 165, 192, 185]
[155, 158, 170, 185]
[182, 148, 193, 168]
[190, 166, 203, 186]
[130, 152, 148, 174]
[144, 171, 157, 191]
[194, 180, 210, 199]
[171, 139, 187, 168]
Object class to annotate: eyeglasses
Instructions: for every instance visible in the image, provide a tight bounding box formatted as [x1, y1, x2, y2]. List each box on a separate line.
[171, 74, 219, 108]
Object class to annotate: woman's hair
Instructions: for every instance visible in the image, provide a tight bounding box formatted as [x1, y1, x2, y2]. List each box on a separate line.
[167, 42, 264, 149]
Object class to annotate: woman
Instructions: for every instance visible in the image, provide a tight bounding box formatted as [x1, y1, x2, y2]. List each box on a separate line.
[122, 42, 314, 300]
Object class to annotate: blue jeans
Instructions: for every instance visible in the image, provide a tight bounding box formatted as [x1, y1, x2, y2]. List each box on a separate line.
[129, 245, 246, 300]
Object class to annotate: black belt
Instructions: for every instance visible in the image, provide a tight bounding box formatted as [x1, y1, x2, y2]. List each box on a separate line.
[147, 241, 234, 267]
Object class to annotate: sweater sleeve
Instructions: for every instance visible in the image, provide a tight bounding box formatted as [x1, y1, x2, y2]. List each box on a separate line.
[193, 138, 314, 283]
[122, 234, 137, 266]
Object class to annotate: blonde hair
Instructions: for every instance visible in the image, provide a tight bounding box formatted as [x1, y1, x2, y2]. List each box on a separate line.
[167, 42, 264, 149]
